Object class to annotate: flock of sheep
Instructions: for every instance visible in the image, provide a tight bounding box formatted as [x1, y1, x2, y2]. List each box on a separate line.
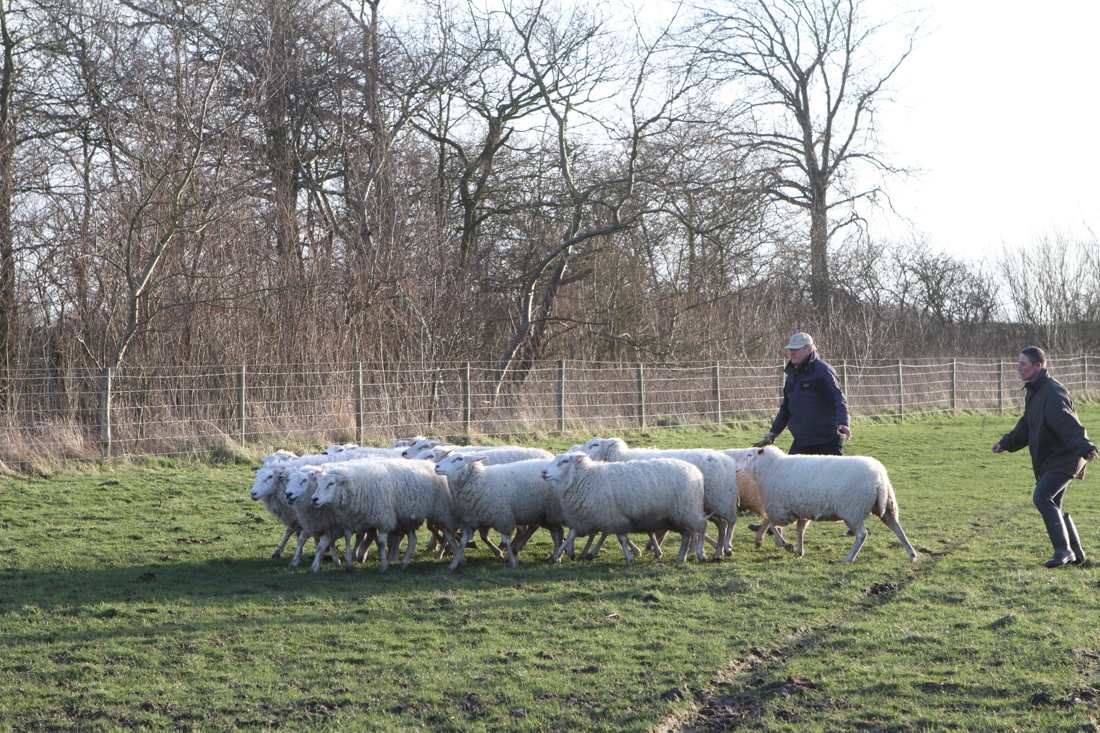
[247, 436, 919, 573]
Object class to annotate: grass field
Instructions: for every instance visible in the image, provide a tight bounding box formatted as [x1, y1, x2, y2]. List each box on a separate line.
[2, 408, 1100, 732]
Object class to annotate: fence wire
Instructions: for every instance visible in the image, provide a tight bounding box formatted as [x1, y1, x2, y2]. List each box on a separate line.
[0, 356, 1093, 461]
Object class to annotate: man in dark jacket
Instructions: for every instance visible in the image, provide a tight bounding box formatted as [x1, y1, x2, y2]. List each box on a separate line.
[757, 332, 851, 454]
[749, 332, 852, 535]
[993, 346, 1097, 567]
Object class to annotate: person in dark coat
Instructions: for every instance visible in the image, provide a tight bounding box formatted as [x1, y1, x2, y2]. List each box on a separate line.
[749, 332, 852, 534]
[756, 332, 851, 454]
[993, 346, 1097, 567]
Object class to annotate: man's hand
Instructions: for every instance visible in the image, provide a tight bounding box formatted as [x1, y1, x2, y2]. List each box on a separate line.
[1086, 449, 1098, 462]
[838, 425, 852, 442]
[752, 432, 776, 448]
[992, 442, 1004, 454]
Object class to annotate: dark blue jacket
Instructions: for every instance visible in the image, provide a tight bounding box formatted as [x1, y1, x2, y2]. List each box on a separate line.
[769, 352, 850, 447]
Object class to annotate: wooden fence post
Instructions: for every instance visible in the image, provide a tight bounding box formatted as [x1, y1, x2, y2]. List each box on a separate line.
[840, 358, 848, 396]
[237, 365, 246, 444]
[897, 359, 904, 420]
[557, 359, 566, 433]
[637, 362, 645, 428]
[1085, 354, 1089, 400]
[101, 367, 113, 460]
[951, 358, 957, 414]
[998, 359, 1004, 414]
[462, 362, 471, 435]
[353, 362, 363, 443]
[712, 361, 721, 425]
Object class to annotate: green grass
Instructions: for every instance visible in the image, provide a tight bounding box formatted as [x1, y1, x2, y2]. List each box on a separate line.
[2, 409, 1100, 731]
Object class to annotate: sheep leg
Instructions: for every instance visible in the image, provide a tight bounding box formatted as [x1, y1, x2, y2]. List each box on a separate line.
[647, 534, 662, 559]
[388, 533, 403, 564]
[617, 535, 635, 567]
[510, 524, 539, 555]
[627, 537, 644, 558]
[706, 517, 725, 553]
[772, 523, 795, 552]
[355, 529, 377, 563]
[841, 522, 869, 563]
[717, 512, 734, 554]
[880, 513, 918, 562]
[376, 533, 390, 574]
[480, 527, 505, 558]
[311, 535, 333, 573]
[344, 529, 356, 572]
[400, 530, 417, 569]
[328, 537, 342, 567]
[272, 527, 295, 559]
[551, 529, 578, 564]
[501, 531, 518, 568]
[449, 527, 472, 570]
[583, 533, 611, 560]
[578, 534, 597, 558]
[695, 530, 707, 563]
[754, 521, 773, 548]
[674, 533, 691, 564]
[547, 525, 565, 560]
[794, 518, 810, 558]
[288, 533, 308, 568]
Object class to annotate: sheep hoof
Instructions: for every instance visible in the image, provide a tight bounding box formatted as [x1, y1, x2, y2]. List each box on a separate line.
[271, 551, 282, 559]
[783, 545, 795, 554]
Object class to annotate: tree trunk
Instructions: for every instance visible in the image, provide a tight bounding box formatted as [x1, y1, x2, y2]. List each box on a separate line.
[0, 8, 15, 407]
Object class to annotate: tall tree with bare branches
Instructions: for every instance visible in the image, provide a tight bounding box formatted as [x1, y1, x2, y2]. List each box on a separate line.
[695, 0, 922, 314]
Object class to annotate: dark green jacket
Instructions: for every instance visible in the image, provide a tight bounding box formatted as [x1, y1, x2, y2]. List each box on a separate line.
[999, 369, 1095, 480]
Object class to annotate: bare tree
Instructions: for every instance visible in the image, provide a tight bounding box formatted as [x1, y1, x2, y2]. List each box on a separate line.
[695, 0, 923, 314]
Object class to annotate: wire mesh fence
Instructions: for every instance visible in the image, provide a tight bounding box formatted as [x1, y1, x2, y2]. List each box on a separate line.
[0, 355, 1095, 461]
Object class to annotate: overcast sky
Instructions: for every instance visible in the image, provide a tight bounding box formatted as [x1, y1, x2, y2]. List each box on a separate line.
[875, 1, 1100, 261]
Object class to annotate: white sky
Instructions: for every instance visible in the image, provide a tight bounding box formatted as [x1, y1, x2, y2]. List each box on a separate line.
[877, 1, 1100, 261]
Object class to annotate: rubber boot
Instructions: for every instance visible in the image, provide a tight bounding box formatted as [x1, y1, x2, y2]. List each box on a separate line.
[1064, 513, 1086, 565]
[1042, 512, 1075, 568]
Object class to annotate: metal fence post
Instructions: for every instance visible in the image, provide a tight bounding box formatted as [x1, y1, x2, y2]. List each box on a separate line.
[237, 365, 246, 444]
[557, 359, 566, 433]
[712, 361, 721, 425]
[897, 359, 904, 420]
[998, 359, 1004, 414]
[462, 362, 471, 434]
[637, 362, 645, 428]
[101, 367, 113, 459]
[951, 358, 957, 414]
[353, 362, 363, 443]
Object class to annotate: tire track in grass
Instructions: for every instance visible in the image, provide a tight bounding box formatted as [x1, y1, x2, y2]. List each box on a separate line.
[653, 500, 1020, 733]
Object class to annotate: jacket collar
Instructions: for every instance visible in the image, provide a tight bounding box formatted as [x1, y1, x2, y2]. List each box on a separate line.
[1025, 368, 1049, 392]
[786, 350, 818, 375]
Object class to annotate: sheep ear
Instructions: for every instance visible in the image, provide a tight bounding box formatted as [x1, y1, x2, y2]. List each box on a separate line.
[755, 448, 764, 455]
[468, 455, 488, 463]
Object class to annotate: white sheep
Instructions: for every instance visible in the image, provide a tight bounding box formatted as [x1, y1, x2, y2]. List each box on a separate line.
[733, 446, 918, 563]
[540, 452, 708, 566]
[311, 459, 457, 572]
[410, 445, 554, 465]
[722, 447, 786, 548]
[282, 465, 347, 571]
[321, 443, 359, 456]
[433, 454, 565, 569]
[581, 438, 739, 557]
[248, 467, 302, 558]
[261, 449, 298, 467]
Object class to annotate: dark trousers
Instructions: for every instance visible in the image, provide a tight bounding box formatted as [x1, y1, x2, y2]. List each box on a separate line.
[790, 436, 845, 456]
[1033, 471, 1073, 526]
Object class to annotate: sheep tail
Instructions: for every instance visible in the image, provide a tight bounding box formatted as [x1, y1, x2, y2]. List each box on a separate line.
[875, 476, 894, 519]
